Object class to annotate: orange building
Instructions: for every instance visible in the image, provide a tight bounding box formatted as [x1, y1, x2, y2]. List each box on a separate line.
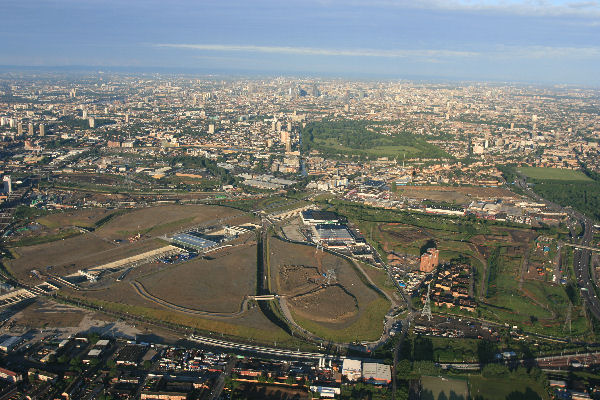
[419, 248, 439, 273]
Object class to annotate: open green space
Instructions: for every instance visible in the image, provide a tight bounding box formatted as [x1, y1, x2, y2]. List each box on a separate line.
[468, 375, 548, 400]
[502, 165, 600, 221]
[517, 167, 592, 181]
[322, 200, 584, 337]
[300, 120, 448, 159]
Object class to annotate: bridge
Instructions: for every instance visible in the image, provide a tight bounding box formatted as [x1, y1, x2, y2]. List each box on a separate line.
[247, 295, 283, 301]
[564, 243, 600, 252]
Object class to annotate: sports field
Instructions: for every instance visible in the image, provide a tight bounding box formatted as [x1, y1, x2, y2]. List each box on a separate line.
[421, 376, 468, 400]
[517, 167, 592, 181]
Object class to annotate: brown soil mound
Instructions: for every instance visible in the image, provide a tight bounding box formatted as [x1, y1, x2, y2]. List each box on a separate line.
[289, 284, 358, 322]
[278, 265, 324, 296]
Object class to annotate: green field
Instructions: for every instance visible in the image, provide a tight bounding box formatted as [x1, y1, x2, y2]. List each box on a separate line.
[421, 376, 468, 400]
[300, 120, 448, 159]
[517, 167, 592, 181]
[316, 137, 421, 157]
[468, 375, 548, 400]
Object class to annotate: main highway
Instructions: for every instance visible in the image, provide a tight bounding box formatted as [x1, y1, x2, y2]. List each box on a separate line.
[572, 214, 600, 319]
[516, 177, 600, 320]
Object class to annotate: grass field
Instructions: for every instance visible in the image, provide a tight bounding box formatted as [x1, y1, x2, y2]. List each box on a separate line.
[315, 137, 421, 158]
[468, 375, 548, 400]
[421, 375, 468, 400]
[517, 167, 592, 181]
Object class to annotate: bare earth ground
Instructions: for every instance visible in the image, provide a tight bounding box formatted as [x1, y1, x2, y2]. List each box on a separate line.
[269, 237, 377, 327]
[289, 284, 358, 322]
[6, 237, 165, 284]
[7, 234, 115, 282]
[138, 242, 257, 313]
[4, 298, 144, 340]
[37, 208, 112, 229]
[95, 204, 246, 240]
[398, 185, 518, 204]
[6, 204, 252, 285]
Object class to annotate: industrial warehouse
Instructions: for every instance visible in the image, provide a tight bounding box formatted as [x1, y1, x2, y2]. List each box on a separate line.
[171, 232, 219, 252]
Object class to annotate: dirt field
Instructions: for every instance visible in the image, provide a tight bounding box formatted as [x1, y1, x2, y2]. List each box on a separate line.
[138, 243, 257, 313]
[379, 223, 431, 246]
[13, 299, 86, 328]
[277, 264, 323, 296]
[6, 236, 166, 283]
[37, 208, 112, 229]
[7, 204, 253, 284]
[95, 204, 247, 240]
[269, 237, 378, 327]
[398, 185, 518, 204]
[289, 284, 358, 322]
[6, 234, 114, 282]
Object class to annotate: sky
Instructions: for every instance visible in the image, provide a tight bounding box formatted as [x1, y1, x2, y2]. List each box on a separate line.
[1, 0, 599, 84]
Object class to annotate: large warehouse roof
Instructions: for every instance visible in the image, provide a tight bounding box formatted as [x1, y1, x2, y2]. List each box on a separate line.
[313, 224, 354, 242]
[301, 209, 344, 224]
[173, 233, 217, 250]
[362, 362, 391, 383]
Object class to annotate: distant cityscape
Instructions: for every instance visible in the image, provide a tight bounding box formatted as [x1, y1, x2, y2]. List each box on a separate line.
[0, 73, 599, 400]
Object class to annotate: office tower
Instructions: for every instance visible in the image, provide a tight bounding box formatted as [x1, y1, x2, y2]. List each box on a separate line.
[83, 110, 88, 119]
[39, 123, 45, 136]
[287, 121, 292, 131]
[125, 114, 129, 123]
[17, 123, 23, 135]
[208, 124, 215, 134]
[3, 176, 12, 194]
[89, 117, 95, 128]
[28, 123, 34, 136]
[9, 118, 15, 128]
[285, 138, 292, 153]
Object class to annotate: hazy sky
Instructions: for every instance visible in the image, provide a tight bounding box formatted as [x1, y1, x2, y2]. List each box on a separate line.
[1, 0, 599, 84]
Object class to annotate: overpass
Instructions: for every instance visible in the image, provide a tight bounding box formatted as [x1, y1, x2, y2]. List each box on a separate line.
[247, 295, 282, 301]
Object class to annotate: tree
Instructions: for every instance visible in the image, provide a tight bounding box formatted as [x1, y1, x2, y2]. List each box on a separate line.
[482, 363, 510, 378]
[396, 359, 412, 379]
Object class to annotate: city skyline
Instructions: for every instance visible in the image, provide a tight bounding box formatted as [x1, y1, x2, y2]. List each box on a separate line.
[1, 0, 599, 85]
